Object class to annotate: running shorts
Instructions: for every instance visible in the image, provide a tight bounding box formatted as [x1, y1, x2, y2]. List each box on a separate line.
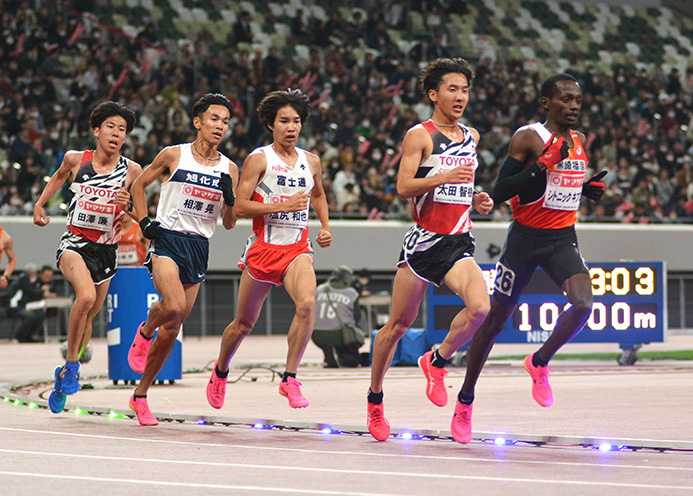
[239, 235, 314, 286]
[145, 228, 209, 285]
[492, 221, 589, 306]
[397, 224, 476, 286]
[56, 231, 118, 285]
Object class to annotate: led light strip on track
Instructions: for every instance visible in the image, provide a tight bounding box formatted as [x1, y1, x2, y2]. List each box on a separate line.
[2, 377, 692, 453]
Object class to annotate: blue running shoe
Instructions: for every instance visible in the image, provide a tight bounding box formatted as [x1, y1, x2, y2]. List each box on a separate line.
[48, 365, 66, 414]
[61, 361, 80, 395]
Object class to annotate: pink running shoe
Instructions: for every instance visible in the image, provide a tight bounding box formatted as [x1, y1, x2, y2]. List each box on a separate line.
[418, 350, 448, 407]
[278, 377, 309, 408]
[450, 400, 473, 444]
[128, 322, 152, 374]
[206, 360, 227, 409]
[129, 394, 159, 426]
[524, 354, 553, 407]
[367, 401, 390, 441]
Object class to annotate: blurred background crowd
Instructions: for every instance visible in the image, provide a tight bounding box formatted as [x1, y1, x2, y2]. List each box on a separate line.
[1, 0, 692, 223]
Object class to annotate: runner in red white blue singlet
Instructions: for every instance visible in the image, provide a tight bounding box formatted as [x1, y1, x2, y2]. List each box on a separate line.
[367, 58, 494, 442]
[66, 149, 129, 245]
[33, 101, 142, 411]
[412, 120, 479, 235]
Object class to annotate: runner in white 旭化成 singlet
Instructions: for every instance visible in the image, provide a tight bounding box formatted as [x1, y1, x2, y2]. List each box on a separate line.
[125, 93, 239, 426]
[154, 142, 232, 237]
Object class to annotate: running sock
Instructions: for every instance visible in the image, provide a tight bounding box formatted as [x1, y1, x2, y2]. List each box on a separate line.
[282, 372, 296, 382]
[532, 352, 549, 368]
[458, 390, 474, 405]
[368, 389, 383, 405]
[134, 394, 146, 400]
[431, 349, 448, 368]
[215, 365, 228, 379]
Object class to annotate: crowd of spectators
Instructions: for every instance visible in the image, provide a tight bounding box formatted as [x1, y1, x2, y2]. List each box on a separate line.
[1, 0, 692, 223]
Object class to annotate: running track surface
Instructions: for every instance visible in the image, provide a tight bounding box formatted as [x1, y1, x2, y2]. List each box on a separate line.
[1, 335, 692, 495]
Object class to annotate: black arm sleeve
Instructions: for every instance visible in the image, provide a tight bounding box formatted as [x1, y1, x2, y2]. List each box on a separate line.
[491, 157, 545, 204]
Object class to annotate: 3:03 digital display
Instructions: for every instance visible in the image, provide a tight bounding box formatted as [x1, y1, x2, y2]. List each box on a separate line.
[427, 262, 667, 346]
[589, 266, 656, 296]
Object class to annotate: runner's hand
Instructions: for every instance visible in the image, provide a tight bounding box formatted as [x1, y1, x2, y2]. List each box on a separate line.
[582, 170, 607, 201]
[220, 173, 235, 206]
[139, 218, 162, 240]
[537, 134, 569, 171]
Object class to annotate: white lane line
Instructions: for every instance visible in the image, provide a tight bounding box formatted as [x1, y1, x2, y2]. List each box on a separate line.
[0, 465, 692, 493]
[2, 448, 693, 491]
[0, 472, 396, 496]
[1, 427, 691, 474]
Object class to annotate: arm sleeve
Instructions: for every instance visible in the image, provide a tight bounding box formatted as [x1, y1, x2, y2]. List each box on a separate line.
[491, 157, 544, 204]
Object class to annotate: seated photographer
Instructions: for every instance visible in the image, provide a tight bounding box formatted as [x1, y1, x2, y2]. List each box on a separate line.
[312, 266, 364, 367]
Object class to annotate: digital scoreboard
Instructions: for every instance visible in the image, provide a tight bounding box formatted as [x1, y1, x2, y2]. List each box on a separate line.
[426, 262, 667, 347]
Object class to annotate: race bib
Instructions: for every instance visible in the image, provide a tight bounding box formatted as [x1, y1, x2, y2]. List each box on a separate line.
[543, 171, 583, 211]
[72, 199, 116, 231]
[432, 156, 476, 205]
[266, 194, 309, 229]
[433, 181, 474, 205]
[177, 184, 221, 220]
[117, 244, 138, 265]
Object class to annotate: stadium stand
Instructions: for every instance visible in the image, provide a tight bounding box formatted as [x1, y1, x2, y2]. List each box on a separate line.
[1, 0, 692, 222]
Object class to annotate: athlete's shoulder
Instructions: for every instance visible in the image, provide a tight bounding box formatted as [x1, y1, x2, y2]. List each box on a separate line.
[158, 144, 184, 161]
[572, 129, 587, 143]
[463, 125, 480, 144]
[512, 122, 546, 142]
[62, 150, 86, 168]
[124, 156, 143, 172]
[302, 148, 321, 164]
[404, 123, 432, 143]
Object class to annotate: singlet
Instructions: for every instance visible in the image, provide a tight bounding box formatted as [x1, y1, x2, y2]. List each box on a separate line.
[250, 145, 314, 246]
[156, 143, 231, 238]
[510, 123, 588, 230]
[117, 221, 146, 265]
[411, 120, 478, 235]
[0, 226, 4, 265]
[66, 150, 128, 245]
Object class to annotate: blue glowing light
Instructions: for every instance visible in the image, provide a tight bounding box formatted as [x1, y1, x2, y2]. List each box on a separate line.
[494, 437, 507, 445]
[598, 443, 612, 451]
[401, 432, 412, 440]
[197, 418, 206, 425]
[321, 427, 332, 434]
[253, 423, 264, 429]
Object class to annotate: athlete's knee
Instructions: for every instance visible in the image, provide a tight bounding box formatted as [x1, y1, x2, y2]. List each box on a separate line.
[73, 290, 97, 312]
[162, 300, 185, 324]
[294, 294, 316, 321]
[476, 308, 509, 339]
[381, 320, 409, 342]
[570, 296, 593, 318]
[466, 300, 490, 326]
[234, 317, 255, 337]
